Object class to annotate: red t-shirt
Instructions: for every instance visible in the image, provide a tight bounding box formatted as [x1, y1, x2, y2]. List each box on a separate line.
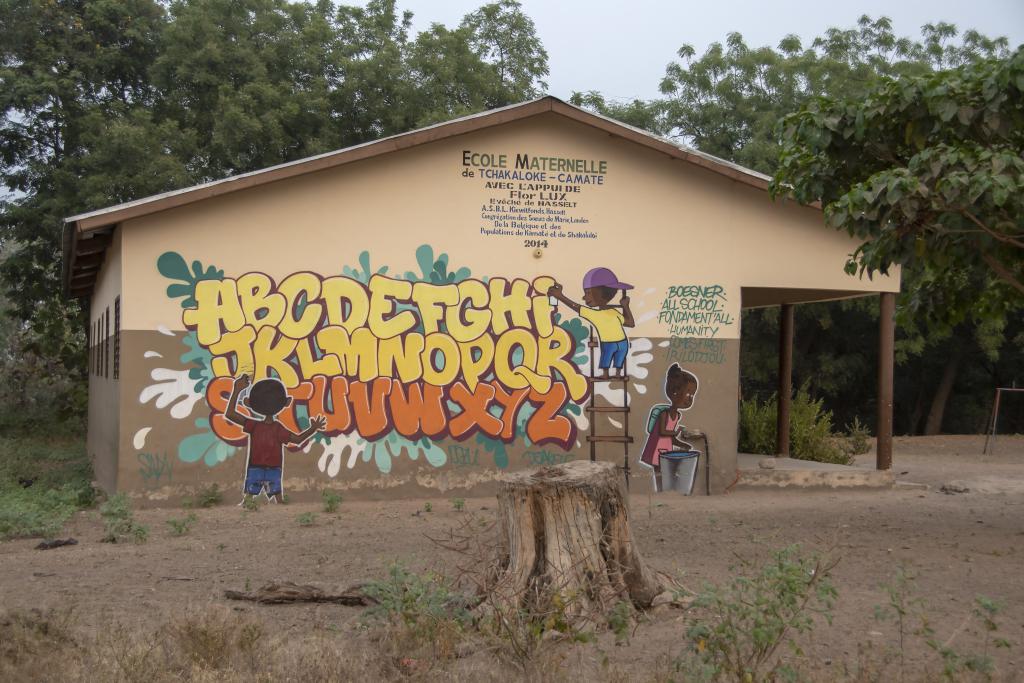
[243, 418, 293, 468]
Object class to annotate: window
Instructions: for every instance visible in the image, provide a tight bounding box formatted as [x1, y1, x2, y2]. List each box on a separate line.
[104, 307, 110, 379]
[93, 320, 100, 375]
[113, 297, 121, 380]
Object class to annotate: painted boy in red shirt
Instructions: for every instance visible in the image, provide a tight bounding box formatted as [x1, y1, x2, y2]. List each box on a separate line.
[225, 374, 326, 503]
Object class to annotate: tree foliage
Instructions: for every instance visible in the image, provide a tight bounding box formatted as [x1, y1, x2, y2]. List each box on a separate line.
[574, 16, 1009, 174]
[0, 0, 549, 425]
[572, 16, 1020, 434]
[773, 48, 1024, 331]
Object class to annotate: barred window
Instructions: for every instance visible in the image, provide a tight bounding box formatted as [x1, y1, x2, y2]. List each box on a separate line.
[113, 297, 121, 380]
[104, 307, 110, 379]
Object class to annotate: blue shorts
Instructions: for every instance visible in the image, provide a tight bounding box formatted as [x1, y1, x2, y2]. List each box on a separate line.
[244, 466, 282, 496]
[599, 339, 629, 370]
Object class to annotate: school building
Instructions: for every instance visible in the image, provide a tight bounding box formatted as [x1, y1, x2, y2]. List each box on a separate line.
[63, 96, 900, 503]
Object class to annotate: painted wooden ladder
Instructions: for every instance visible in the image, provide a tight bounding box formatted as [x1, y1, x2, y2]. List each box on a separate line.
[585, 331, 633, 489]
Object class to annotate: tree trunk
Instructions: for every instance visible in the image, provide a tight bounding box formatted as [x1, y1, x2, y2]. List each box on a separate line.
[487, 460, 669, 626]
[908, 386, 926, 436]
[924, 352, 961, 435]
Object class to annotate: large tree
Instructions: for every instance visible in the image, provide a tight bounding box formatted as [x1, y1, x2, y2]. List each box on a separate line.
[773, 48, 1024, 313]
[0, 0, 549, 427]
[771, 48, 1023, 432]
[571, 17, 1017, 434]
[575, 16, 1009, 175]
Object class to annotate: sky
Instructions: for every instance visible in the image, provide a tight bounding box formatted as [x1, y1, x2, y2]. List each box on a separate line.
[396, 0, 1024, 101]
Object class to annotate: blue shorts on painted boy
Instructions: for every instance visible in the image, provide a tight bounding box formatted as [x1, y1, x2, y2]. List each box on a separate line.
[244, 465, 282, 496]
[599, 339, 629, 370]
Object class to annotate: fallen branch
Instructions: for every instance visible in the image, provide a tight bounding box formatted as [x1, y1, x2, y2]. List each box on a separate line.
[35, 538, 78, 550]
[224, 581, 377, 606]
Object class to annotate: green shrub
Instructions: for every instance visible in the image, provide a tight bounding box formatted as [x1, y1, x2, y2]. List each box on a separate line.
[738, 395, 776, 455]
[0, 435, 94, 506]
[99, 493, 148, 543]
[0, 432, 95, 539]
[679, 545, 838, 682]
[241, 495, 260, 512]
[608, 600, 633, 645]
[0, 481, 81, 539]
[451, 498, 465, 512]
[363, 563, 471, 630]
[873, 568, 1012, 681]
[739, 385, 852, 464]
[194, 484, 223, 508]
[296, 512, 316, 526]
[843, 417, 872, 456]
[166, 512, 197, 536]
[321, 490, 342, 513]
[790, 388, 850, 464]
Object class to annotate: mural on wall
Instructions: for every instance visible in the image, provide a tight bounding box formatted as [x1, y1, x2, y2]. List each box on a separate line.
[224, 375, 326, 501]
[638, 363, 703, 492]
[548, 267, 634, 379]
[138, 245, 678, 484]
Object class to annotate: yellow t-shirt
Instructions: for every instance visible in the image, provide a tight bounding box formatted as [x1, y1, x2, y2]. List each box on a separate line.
[580, 306, 626, 342]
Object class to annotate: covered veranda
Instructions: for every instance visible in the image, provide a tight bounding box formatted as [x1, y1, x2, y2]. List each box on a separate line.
[738, 286, 897, 487]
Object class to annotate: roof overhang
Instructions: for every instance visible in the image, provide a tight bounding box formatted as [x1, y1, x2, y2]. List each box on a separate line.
[62, 96, 776, 299]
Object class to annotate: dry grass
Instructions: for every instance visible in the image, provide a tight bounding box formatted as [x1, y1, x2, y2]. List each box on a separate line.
[0, 604, 643, 683]
[0, 597, 1014, 682]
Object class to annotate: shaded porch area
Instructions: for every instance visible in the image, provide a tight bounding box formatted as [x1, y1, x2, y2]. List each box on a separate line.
[740, 286, 897, 474]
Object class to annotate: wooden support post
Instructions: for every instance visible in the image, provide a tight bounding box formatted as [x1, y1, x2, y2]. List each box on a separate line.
[776, 303, 794, 456]
[877, 292, 895, 470]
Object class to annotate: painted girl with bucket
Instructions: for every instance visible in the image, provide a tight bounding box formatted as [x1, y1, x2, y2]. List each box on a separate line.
[639, 363, 702, 491]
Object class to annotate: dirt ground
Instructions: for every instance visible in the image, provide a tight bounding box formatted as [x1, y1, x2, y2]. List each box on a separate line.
[2, 435, 1022, 681]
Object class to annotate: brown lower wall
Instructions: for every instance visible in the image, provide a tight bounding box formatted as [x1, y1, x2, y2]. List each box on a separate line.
[113, 330, 739, 506]
[87, 364, 120, 493]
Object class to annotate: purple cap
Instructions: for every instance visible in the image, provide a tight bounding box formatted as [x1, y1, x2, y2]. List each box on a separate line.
[582, 267, 633, 291]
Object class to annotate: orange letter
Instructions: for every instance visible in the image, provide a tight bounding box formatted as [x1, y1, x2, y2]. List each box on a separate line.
[308, 375, 352, 434]
[347, 378, 393, 439]
[449, 381, 502, 439]
[525, 384, 574, 447]
[389, 382, 447, 438]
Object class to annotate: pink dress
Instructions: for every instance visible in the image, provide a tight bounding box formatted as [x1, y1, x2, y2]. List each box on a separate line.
[639, 409, 681, 469]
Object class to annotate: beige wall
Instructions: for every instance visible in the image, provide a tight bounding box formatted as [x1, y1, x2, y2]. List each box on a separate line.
[94, 112, 898, 502]
[87, 227, 122, 493]
[120, 114, 897, 335]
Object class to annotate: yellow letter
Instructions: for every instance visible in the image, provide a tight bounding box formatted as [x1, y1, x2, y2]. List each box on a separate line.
[421, 333, 461, 386]
[535, 326, 587, 401]
[446, 280, 491, 342]
[458, 334, 495, 392]
[321, 276, 369, 332]
[367, 274, 416, 339]
[488, 278, 532, 334]
[236, 273, 285, 333]
[183, 278, 245, 346]
[494, 328, 549, 393]
[531, 276, 556, 338]
[411, 282, 459, 335]
[278, 272, 324, 339]
[295, 336, 342, 378]
[317, 326, 379, 382]
[253, 326, 299, 388]
[209, 325, 257, 378]
[378, 333, 425, 383]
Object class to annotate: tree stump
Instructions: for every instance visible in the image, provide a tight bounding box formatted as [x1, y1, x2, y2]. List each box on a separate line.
[488, 460, 669, 625]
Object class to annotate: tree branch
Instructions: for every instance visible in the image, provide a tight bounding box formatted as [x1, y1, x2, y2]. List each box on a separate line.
[962, 210, 1024, 249]
[980, 251, 1024, 295]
